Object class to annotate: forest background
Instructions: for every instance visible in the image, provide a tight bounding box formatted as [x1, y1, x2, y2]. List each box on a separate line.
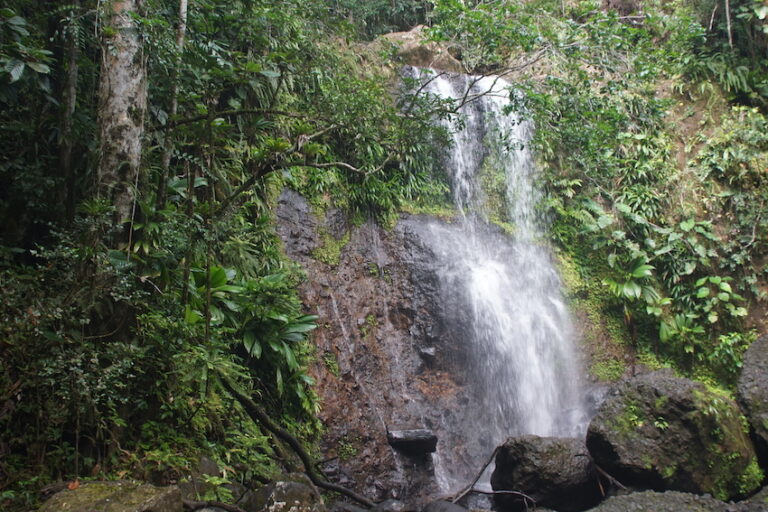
[1, 0, 767, 509]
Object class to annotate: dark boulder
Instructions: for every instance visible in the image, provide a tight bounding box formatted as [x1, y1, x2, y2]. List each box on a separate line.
[371, 499, 409, 512]
[387, 429, 438, 455]
[587, 369, 762, 501]
[421, 500, 467, 512]
[490, 435, 601, 512]
[737, 335, 768, 468]
[732, 485, 768, 511]
[585, 490, 728, 511]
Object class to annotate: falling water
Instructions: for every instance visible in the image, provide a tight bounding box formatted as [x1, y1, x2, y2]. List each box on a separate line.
[406, 68, 588, 489]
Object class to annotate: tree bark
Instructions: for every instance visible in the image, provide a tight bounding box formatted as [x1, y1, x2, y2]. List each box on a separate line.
[156, 0, 188, 210]
[97, 0, 148, 231]
[59, 0, 80, 222]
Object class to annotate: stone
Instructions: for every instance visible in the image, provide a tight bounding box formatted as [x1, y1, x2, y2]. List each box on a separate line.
[371, 499, 408, 512]
[38, 480, 182, 512]
[737, 335, 768, 468]
[249, 473, 326, 512]
[587, 369, 762, 501]
[584, 490, 728, 512]
[386, 429, 438, 455]
[378, 26, 462, 73]
[421, 499, 467, 512]
[731, 485, 768, 511]
[490, 435, 602, 512]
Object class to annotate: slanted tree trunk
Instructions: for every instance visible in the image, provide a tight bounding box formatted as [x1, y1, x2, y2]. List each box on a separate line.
[97, 0, 148, 233]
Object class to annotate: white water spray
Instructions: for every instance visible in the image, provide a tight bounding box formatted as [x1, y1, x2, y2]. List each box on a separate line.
[407, 68, 588, 489]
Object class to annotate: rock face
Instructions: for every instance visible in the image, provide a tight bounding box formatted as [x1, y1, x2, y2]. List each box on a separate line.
[39, 481, 181, 512]
[275, 191, 505, 502]
[378, 26, 462, 73]
[737, 335, 768, 467]
[490, 435, 601, 512]
[584, 490, 728, 512]
[587, 369, 762, 501]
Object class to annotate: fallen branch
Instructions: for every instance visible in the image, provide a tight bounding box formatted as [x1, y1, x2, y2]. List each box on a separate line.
[461, 490, 536, 511]
[451, 446, 500, 504]
[183, 498, 247, 512]
[220, 378, 375, 508]
[594, 464, 627, 491]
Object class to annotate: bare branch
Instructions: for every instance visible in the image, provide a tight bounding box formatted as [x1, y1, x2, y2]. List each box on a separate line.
[451, 446, 500, 504]
[221, 378, 375, 508]
[156, 109, 322, 131]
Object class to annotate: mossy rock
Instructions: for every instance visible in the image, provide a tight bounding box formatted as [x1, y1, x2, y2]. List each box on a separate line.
[585, 490, 728, 511]
[737, 334, 768, 469]
[39, 481, 182, 512]
[587, 369, 762, 501]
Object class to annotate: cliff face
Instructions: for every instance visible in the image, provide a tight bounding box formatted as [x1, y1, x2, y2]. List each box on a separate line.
[276, 190, 490, 503]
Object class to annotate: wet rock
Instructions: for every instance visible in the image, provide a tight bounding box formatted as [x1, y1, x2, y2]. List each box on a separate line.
[378, 26, 462, 73]
[418, 346, 436, 364]
[249, 473, 326, 512]
[587, 369, 761, 500]
[737, 335, 768, 468]
[329, 501, 370, 512]
[421, 499, 467, 512]
[387, 429, 438, 455]
[38, 481, 182, 512]
[490, 435, 601, 512]
[372, 499, 409, 512]
[732, 485, 768, 511]
[585, 490, 728, 511]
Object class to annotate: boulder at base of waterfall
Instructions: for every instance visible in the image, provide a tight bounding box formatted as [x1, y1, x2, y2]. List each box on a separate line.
[732, 485, 768, 512]
[490, 435, 602, 512]
[737, 334, 768, 468]
[38, 481, 181, 512]
[248, 473, 326, 512]
[421, 499, 468, 512]
[584, 490, 728, 512]
[586, 369, 763, 501]
[386, 429, 437, 455]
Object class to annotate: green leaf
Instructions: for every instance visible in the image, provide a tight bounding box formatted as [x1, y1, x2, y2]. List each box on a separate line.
[718, 281, 732, 293]
[696, 287, 710, 298]
[208, 266, 228, 288]
[27, 62, 50, 74]
[185, 305, 203, 325]
[244, 331, 262, 358]
[631, 264, 653, 278]
[708, 312, 719, 323]
[679, 219, 695, 232]
[8, 60, 25, 82]
[717, 292, 730, 302]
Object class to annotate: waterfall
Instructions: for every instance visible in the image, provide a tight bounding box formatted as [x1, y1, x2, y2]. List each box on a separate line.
[406, 68, 588, 490]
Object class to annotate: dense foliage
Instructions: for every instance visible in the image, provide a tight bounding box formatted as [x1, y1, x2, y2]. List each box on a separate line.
[0, 0, 448, 508]
[2, 0, 767, 509]
[428, 0, 767, 382]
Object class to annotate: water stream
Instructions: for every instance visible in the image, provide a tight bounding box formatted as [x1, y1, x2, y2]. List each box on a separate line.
[406, 68, 588, 492]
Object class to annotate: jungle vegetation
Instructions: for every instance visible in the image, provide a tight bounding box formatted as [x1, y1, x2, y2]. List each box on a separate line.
[1, 0, 766, 509]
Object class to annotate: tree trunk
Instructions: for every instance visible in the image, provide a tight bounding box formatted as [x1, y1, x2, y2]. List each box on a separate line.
[59, 0, 80, 222]
[97, 0, 148, 232]
[156, 0, 188, 211]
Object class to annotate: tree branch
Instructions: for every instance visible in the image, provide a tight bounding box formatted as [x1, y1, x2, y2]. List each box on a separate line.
[451, 446, 500, 504]
[157, 109, 322, 131]
[220, 378, 375, 508]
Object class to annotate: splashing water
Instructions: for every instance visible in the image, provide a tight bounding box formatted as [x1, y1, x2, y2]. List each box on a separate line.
[406, 68, 588, 489]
